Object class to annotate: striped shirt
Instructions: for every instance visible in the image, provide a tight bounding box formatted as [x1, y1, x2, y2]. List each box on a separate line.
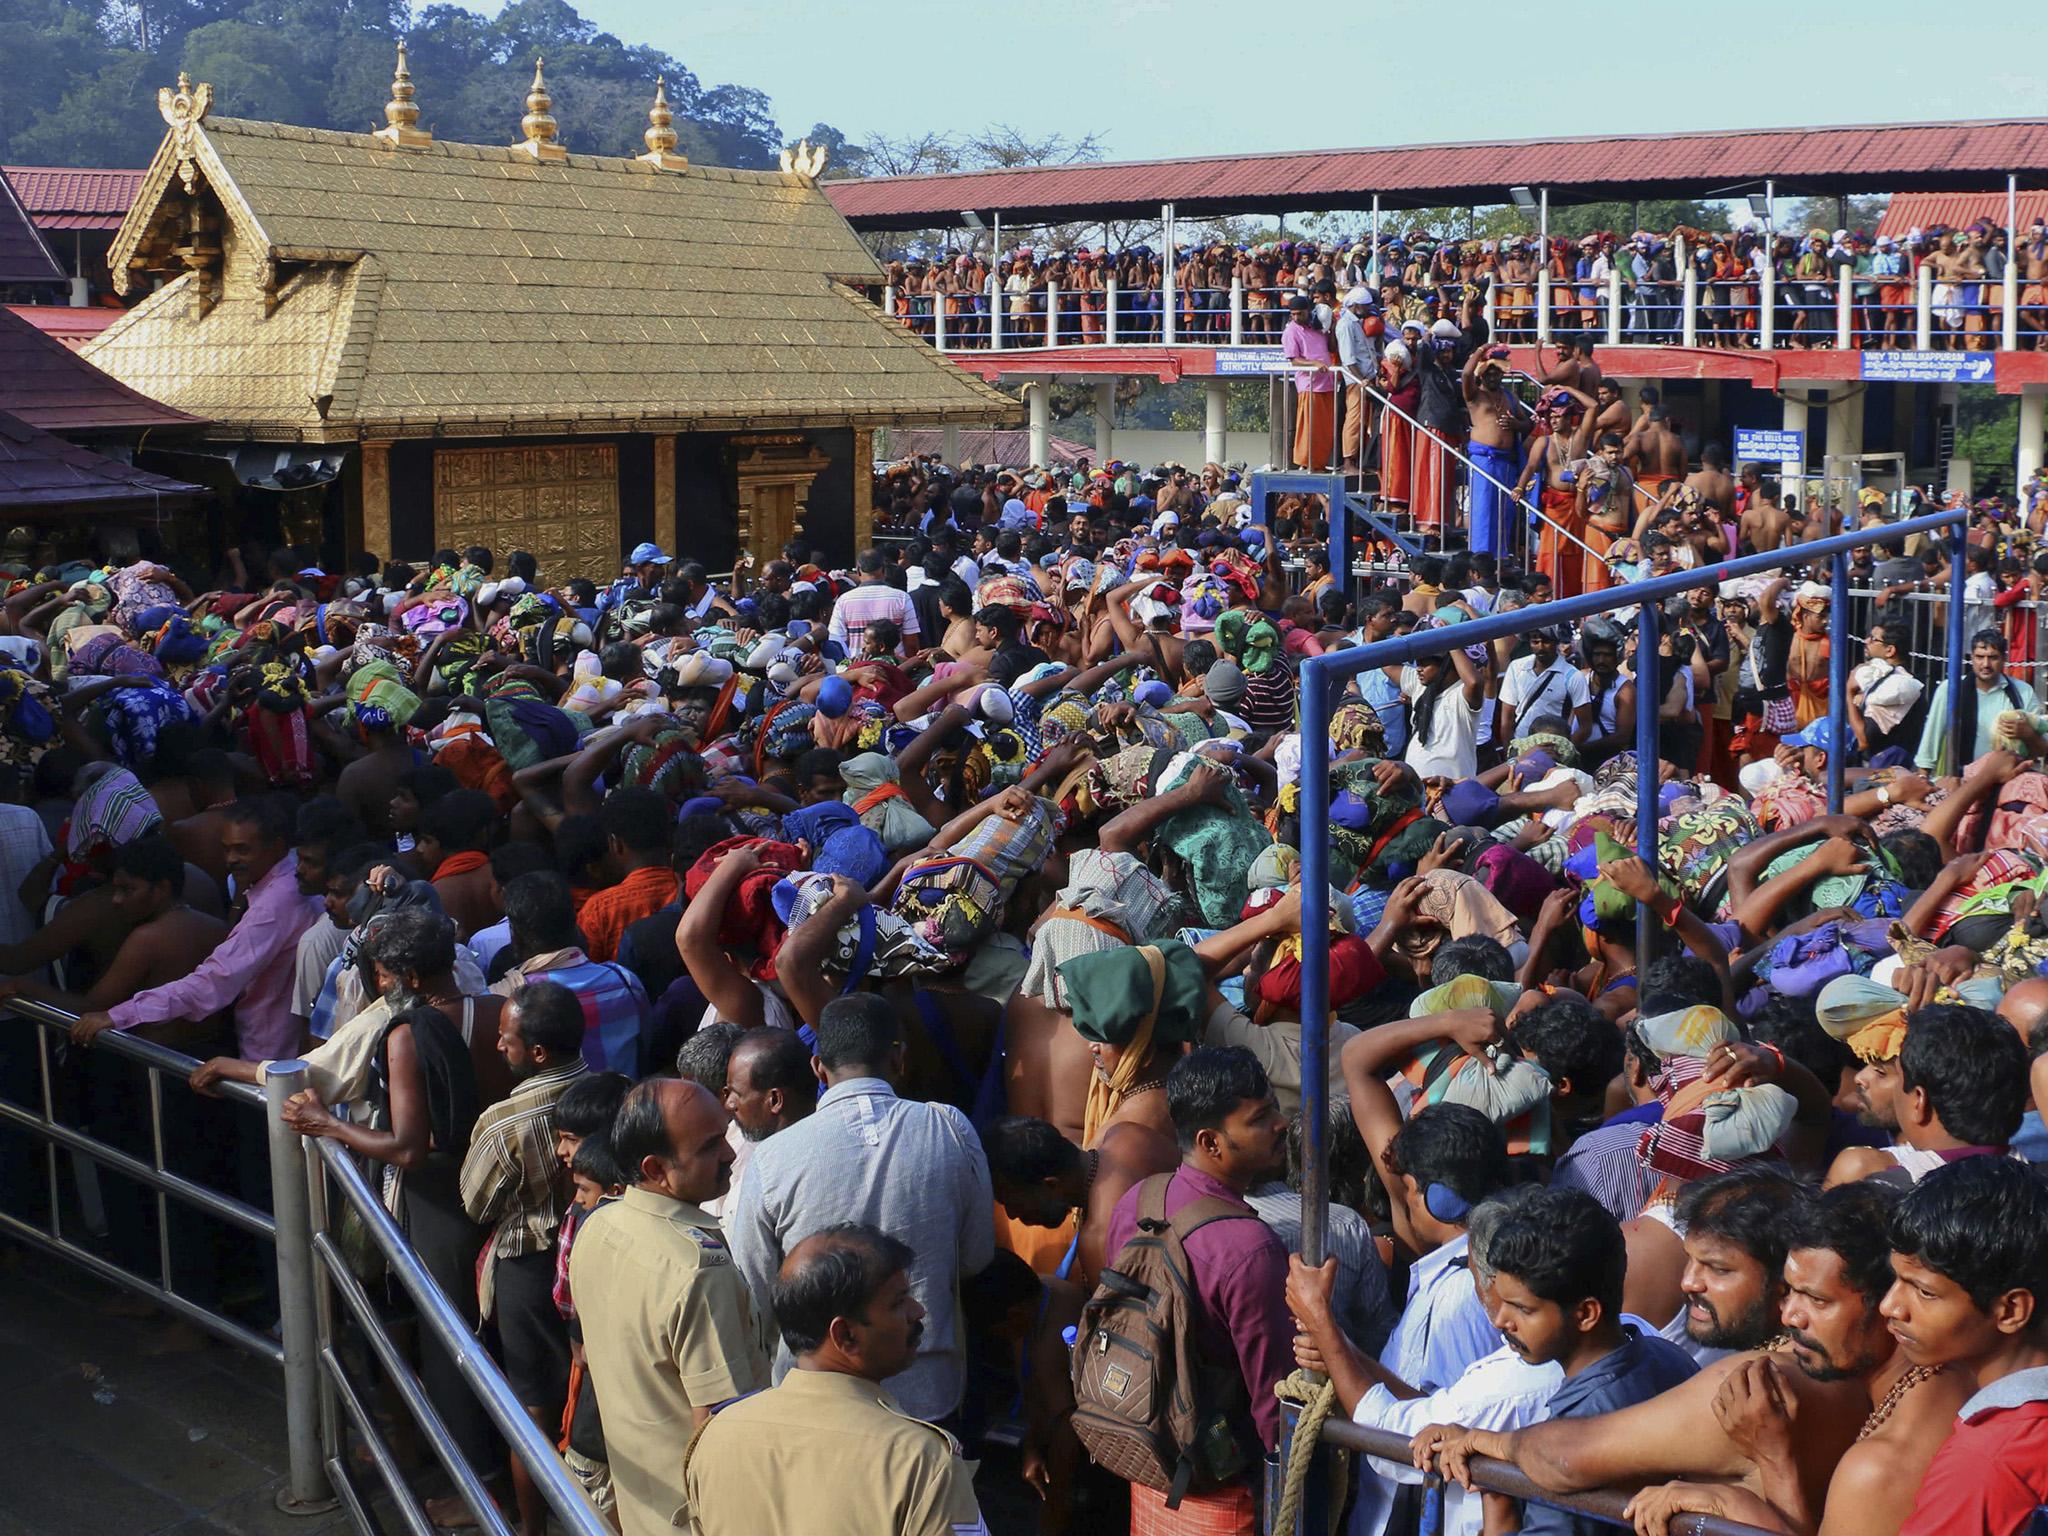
[460, 1058, 589, 1259]
[825, 581, 919, 656]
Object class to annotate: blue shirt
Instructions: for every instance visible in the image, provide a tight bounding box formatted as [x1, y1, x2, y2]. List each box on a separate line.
[1518, 1328, 1698, 1536]
[1360, 668, 1409, 757]
[504, 949, 650, 1077]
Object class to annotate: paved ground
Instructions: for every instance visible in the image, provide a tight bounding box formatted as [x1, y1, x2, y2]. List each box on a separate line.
[0, 1241, 351, 1536]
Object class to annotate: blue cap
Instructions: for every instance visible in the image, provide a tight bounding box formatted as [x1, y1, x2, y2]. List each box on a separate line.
[817, 675, 853, 719]
[1783, 717, 1840, 756]
[628, 542, 672, 565]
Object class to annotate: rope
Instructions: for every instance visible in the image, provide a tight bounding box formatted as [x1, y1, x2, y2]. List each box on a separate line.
[1271, 1369, 1343, 1536]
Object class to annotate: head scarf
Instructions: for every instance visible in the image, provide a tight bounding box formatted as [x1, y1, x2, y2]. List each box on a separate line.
[681, 837, 805, 973]
[65, 764, 162, 863]
[1020, 850, 1181, 1010]
[840, 752, 940, 855]
[0, 658, 57, 758]
[1815, 975, 1909, 1064]
[1060, 940, 1206, 1148]
[620, 732, 704, 800]
[813, 825, 889, 888]
[95, 679, 190, 770]
[1634, 1005, 1798, 1185]
[1408, 869, 1522, 944]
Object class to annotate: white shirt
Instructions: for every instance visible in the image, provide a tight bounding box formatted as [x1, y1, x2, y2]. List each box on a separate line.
[1348, 1343, 1563, 1536]
[1499, 654, 1592, 735]
[1400, 665, 1481, 780]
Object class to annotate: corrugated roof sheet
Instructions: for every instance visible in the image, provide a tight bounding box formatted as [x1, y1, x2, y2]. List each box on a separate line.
[0, 305, 203, 432]
[3, 167, 145, 219]
[0, 409, 203, 514]
[4, 305, 121, 351]
[1876, 191, 2048, 238]
[0, 169, 64, 286]
[826, 119, 2048, 228]
[84, 117, 1015, 440]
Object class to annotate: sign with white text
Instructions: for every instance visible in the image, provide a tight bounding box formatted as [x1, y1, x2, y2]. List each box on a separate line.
[1734, 427, 1805, 464]
[1860, 352, 1995, 384]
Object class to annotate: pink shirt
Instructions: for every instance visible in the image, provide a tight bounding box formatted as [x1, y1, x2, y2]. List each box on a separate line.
[1283, 319, 1336, 393]
[109, 851, 323, 1063]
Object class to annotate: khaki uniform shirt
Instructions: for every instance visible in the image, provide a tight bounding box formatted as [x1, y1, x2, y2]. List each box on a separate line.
[568, 1187, 771, 1536]
[683, 1369, 988, 1536]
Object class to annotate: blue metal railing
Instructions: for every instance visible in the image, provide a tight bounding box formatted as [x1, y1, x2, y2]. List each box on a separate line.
[1281, 505, 1970, 1531]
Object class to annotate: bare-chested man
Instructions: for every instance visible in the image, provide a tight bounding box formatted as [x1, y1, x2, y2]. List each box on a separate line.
[1740, 475, 1795, 554]
[1626, 388, 1688, 502]
[1620, 1182, 1969, 1536]
[1687, 441, 1738, 519]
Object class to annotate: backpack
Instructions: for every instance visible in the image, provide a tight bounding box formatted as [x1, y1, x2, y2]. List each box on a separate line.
[1070, 1174, 1256, 1506]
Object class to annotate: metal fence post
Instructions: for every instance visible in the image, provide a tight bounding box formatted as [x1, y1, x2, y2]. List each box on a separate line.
[1837, 264, 1854, 351]
[1947, 516, 1969, 773]
[1635, 599, 1661, 963]
[1916, 264, 1934, 351]
[265, 1060, 335, 1515]
[1828, 549, 1851, 813]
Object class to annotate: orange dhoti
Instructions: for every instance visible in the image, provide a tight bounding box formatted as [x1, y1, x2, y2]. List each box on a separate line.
[1580, 521, 1619, 595]
[1293, 389, 1336, 470]
[1412, 431, 1462, 537]
[1380, 413, 1414, 506]
[1539, 487, 1586, 599]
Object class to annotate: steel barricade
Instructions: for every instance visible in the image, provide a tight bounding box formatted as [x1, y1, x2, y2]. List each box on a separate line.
[0, 999, 332, 1512]
[304, 1125, 613, 1536]
[1276, 507, 1970, 1533]
[1320, 1421, 1783, 1536]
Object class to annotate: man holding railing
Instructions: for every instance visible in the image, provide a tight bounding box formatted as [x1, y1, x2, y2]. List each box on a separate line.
[1283, 294, 1338, 472]
[1335, 287, 1382, 476]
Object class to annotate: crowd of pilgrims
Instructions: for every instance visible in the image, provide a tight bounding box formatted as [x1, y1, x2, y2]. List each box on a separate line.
[0, 491, 2040, 1536]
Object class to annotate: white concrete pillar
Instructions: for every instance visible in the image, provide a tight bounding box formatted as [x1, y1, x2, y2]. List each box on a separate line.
[1205, 380, 1229, 467]
[1095, 380, 1116, 464]
[1536, 264, 1553, 344]
[1916, 264, 1934, 351]
[1760, 262, 1777, 350]
[2020, 387, 2046, 486]
[1781, 392, 1809, 490]
[1104, 279, 1119, 346]
[1028, 380, 1050, 468]
[1229, 278, 1245, 347]
[942, 423, 960, 466]
[1605, 267, 1622, 345]
[1682, 258, 1699, 348]
[1045, 281, 1060, 349]
[933, 289, 948, 352]
[987, 275, 1004, 351]
[1836, 263, 1854, 350]
[1826, 386, 1865, 523]
[1268, 376, 1289, 468]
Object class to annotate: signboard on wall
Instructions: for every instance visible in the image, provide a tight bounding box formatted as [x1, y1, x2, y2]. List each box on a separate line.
[1734, 427, 1805, 463]
[1213, 349, 1292, 376]
[1860, 352, 1995, 384]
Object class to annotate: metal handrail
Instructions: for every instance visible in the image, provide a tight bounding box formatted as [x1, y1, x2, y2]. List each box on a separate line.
[307, 1133, 612, 1536]
[1323, 1421, 1781, 1536]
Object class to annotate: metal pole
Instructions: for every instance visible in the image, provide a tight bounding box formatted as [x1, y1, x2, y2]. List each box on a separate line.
[1163, 202, 1177, 347]
[1298, 638, 1333, 1279]
[2006, 174, 2021, 351]
[1828, 549, 1851, 813]
[1948, 515, 1969, 774]
[1370, 195, 1381, 286]
[1634, 599, 1660, 964]
[1536, 189, 1552, 345]
[1327, 475, 1347, 593]
[265, 1060, 335, 1514]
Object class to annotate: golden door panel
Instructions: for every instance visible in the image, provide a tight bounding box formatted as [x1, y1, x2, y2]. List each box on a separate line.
[433, 444, 619, 584]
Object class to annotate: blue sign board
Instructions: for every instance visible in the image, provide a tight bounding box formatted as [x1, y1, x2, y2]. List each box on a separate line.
[1860, 352, 1995, 384]
[1734, 428, 1805, 463]
[1214, 348, 1291, 376]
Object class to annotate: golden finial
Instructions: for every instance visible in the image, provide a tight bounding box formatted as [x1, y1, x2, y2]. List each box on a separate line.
[638, 78, 688, 171]
[374, 40, 431, 147]
[778, 138, 827, 181]
[157, 73, 214, 193]
[514, 55, 566, 161]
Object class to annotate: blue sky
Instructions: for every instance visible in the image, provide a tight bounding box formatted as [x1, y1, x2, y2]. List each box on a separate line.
[498, 0, 2047, 162]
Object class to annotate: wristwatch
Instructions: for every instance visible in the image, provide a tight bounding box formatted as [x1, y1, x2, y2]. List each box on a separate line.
[1877, 786, 1892, 805]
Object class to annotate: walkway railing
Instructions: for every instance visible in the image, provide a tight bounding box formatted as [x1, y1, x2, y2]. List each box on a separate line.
[881, 259, 2045, 354]
[1278, 505, 1971, 1531]
[1321, 1421, 1781, 1536]
[0, 1000, 607, 1535]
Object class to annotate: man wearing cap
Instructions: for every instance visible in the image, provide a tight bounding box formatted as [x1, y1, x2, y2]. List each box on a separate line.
[1336, 287, 1383, 474]
[1283, 293, 1338, 470]
[600, 542, 671, 615]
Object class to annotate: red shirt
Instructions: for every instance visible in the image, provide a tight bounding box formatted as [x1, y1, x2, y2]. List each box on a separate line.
[1899, 1366, 2048, 1536]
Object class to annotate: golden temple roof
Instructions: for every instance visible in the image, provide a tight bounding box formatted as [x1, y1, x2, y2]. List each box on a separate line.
[84, 100, 1015, 442]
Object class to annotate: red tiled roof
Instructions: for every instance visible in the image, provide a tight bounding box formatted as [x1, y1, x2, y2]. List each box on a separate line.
[0, 168, 63, 286]
[827, 118, 2048, 229]
[5, 305, 121, 351]
[1876, 191, 2048, 238]
[2, 166, 144, 230]
[0, 409, 203, 515]
[0, 306, 201, 433]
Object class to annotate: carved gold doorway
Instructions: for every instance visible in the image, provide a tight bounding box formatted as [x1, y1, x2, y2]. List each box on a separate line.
[434, 443, 619, 584]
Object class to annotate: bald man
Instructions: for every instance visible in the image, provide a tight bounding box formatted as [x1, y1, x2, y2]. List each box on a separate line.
[570, 1079, 773, 1536]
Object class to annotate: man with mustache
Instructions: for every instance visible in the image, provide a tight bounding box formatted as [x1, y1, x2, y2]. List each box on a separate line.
[684, 1222, 989, 1536]
[1623, 1180, 1971, 1536]
[1408, 1186, 1695, 1535]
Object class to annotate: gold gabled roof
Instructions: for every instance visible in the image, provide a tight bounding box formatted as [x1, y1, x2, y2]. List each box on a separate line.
[86, 109, 1015, 442]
